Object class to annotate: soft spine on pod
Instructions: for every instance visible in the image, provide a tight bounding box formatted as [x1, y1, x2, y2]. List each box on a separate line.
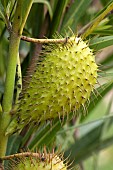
[6, 36, 98, 134]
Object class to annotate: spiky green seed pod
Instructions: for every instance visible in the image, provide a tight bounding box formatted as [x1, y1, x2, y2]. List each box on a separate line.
[8, 152, 67, 170]
[6, 37, 97, 134]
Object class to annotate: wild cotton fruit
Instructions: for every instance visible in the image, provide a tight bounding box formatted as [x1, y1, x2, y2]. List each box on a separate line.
[6, 36, 98, 134]
[8, 152, 67, 170]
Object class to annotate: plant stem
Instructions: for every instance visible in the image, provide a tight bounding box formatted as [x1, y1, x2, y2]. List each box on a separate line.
[1, 152, 40, 160]
[0, 0, 22, 158]
[0, 0, 33, 158]
[21, 35, 67, 43]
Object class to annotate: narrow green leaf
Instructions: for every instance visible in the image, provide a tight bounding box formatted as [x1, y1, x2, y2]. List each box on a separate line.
[5, 134, 22, 168]
[90, 36, 113, 51]
[100, 99, 113, 140]
[100, 54, 113, 70]
[1, 0, 9, 10]
[64, 112, 113, 166]
[100, 0, 113, 6]
[6, 134, 22, 156]
[28, 120, 62, 149]
[82, 1, 113, 38]
[0, 82, 4, 94]
[61, 0, 92, 33]
[58, 114, 113, 135]
[92, 29, 113, 36]
[28, 112, 74, 149]
[99, 72, 113, 78]
[20, 0, 33, 35]
[6, 1, 11, 16]
[80, 81, 113, 121]
[20, 124, 41, 148]
[33, 0, 53, 19]
[64, 123, 103, 164]
[0, 2, 6, 22]
[89, 81, 113, 111]
[64, 132, 113, 166]
[49, 0, 68, 37]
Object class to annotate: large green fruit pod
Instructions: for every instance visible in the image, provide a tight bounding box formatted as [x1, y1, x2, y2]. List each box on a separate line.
[6, 36, 98, 134]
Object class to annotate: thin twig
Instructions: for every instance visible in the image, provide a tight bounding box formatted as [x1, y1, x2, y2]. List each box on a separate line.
[21, 35, 67, 43]
[1, 152, 40, 160]
[1, 151, 55, 160]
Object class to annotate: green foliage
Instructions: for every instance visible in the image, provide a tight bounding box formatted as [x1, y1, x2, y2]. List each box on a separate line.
[0, 0, 113, 169]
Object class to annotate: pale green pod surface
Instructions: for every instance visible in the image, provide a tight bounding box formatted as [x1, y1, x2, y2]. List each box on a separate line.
[6, 37, 98, 134]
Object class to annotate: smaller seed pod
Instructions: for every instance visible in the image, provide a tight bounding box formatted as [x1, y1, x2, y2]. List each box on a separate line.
[5, 150, 69, 170]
